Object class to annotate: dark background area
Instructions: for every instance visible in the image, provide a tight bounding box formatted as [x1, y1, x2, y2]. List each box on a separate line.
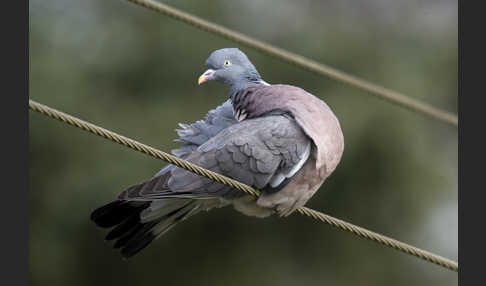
[29, 0, 457, 285]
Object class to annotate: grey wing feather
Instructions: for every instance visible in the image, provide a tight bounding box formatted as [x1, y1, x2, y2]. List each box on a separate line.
[170, 99, 237, 159]
[151, 100, 236, 180]
[120, 115, 312, 201]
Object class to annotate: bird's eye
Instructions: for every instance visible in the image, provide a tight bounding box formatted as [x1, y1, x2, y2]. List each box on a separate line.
[223, 60, 232, 67]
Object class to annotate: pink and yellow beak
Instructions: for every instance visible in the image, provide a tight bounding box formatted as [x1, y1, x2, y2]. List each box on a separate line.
[197, 69, 215, 85]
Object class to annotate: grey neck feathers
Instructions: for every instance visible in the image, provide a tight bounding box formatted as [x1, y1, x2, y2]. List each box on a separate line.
[229, 71, 263, 99]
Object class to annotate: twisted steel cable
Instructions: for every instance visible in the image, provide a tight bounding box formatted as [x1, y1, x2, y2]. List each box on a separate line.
[124, 0, 457, 127]
[29, 99, 458, 272]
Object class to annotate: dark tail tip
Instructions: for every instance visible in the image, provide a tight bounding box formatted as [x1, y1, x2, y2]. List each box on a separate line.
[91, 199, 197, 258]
[91, 200, 133, 228]
[91, 200, 160, 258]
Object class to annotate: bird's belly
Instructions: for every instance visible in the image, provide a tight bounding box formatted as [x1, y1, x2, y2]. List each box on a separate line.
[231, 157, 328, 218]
[232, 195, 275, 218]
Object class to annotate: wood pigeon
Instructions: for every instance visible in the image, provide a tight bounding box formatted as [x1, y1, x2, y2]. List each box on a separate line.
[91, 48, 344, 258]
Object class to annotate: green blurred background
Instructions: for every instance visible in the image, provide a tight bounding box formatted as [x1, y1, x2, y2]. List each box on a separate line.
[29, 0, 457, 285]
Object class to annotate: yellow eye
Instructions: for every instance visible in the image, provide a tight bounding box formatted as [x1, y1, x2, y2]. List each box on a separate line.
[223, 60, 232, 67]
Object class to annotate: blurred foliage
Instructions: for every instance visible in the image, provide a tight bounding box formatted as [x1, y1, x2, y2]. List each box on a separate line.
[29, 0, 457, 285]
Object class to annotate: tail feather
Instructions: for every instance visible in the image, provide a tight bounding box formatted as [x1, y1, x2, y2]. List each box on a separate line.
[105, 210, 143, 241]
[120, 203, 200, 258]
[120, 229, 158, 258]
[118, 212, 180, 257]
[90, 199, 199, 258]
[90, 200, 146, 228]
[113, 219, 159, 250]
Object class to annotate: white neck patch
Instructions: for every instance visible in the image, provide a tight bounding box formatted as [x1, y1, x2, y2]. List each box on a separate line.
[259, 79, 271, 86]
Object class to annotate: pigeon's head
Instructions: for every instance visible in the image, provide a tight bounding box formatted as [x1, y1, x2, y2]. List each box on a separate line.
[198, 48, 261, 87]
